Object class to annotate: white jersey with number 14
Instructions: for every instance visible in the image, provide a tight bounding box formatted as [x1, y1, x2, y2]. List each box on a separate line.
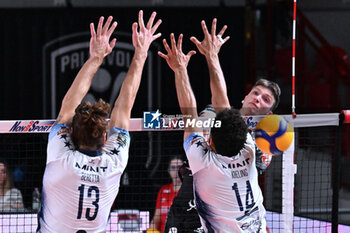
[184, 133, 266, 233]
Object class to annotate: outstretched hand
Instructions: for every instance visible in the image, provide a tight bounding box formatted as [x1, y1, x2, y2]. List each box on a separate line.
[190, 18, 229, 58]
[132, 10, 162, 54]
[158, 33, 196, 72]
[89, 16, 117, 60]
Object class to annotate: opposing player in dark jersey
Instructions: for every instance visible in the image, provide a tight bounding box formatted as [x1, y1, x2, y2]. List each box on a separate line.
[164, 106, 215, 233]
[162, 19, 280, 233]
[149, 156, 184, 232]
[37, 11, 162, 233]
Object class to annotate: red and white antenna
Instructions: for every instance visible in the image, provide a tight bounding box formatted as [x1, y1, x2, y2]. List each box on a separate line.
[292, 0, 297, 118]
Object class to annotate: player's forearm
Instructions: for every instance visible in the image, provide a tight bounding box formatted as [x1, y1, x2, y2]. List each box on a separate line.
[149, 219, 160, 230]
[60, 57, 102, 116]
[174, 67, 197, 118]
[115, 50, 147, 109]
[205, 54, 230, 110]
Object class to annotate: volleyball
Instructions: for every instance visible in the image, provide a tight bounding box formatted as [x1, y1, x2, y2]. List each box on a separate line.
[254, 115, 294, 155]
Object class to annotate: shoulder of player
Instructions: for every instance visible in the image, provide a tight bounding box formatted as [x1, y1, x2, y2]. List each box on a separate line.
[244, 133, 255, 151]
[108, 127, 130, 138]
[246, 132, 254, 142]
[106, 128, 130, 146]
[184, 134, 205, 147]
[48, 124, 71, 142]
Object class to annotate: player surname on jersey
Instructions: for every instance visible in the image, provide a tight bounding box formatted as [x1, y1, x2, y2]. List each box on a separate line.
[231, 169, 249, 179]
[81, 172, 100, 183]
[224, 158, 251, 179]
[75, 162, 107, 183]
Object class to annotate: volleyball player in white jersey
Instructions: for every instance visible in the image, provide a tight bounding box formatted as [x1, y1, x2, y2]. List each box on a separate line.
[37, 11, 162, 233]
[158, 31, 267, 232]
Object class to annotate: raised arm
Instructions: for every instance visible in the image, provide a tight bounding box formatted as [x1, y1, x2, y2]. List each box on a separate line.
[190, 18, 230, 111]
[109, 10, 162, 131]
[56, 16, 117, 125]
[158, 33, 197, 141]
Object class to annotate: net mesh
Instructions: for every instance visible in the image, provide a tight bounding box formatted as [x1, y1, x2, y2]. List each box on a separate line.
[293, 126, 335, 232]
[263, 126, 337, 232]
[0, 134, 47, 232]
[0, 119, 346, 232]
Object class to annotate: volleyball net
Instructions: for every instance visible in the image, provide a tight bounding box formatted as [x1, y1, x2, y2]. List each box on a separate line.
[0, 112, 349, 233]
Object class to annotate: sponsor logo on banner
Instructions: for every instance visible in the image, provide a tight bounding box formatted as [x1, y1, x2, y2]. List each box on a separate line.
[43, 32, 158, 118]
[9, 120, 54, 132]
[244, 116, 260, 129]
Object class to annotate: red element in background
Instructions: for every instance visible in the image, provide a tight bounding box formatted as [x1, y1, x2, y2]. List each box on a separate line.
[342, 110, 350, 124]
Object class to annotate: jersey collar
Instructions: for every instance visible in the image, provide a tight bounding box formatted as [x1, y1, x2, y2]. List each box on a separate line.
[78, 148, 102, 157]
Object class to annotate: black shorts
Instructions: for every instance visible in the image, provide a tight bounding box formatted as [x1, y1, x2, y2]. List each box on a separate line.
[164, 201, 203, 233]
[164, 162, 204, 232]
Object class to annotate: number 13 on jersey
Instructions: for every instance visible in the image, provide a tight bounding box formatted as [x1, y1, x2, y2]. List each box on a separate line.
[77, 184, 100, 221]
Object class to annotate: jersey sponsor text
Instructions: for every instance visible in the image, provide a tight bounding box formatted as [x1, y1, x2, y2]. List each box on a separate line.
[75, 162, 107, 173]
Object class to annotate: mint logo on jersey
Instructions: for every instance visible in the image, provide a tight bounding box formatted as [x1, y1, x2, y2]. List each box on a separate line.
[143, 110, 161, 129]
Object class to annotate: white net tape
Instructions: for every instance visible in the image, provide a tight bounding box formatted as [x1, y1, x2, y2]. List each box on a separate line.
[0, 113, 340, 133]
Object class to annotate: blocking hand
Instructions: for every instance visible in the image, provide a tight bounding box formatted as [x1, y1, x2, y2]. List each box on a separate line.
[158, 33, 196, 72]
[132, 10, 162, 54]
[190, 18, 229, 58]
[89, 16, 117, 60]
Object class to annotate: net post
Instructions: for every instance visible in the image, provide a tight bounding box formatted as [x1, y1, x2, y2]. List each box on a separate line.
[282, 139, 296, 233]
[332, 112, 345, 233]
[282, 116, 296, 233]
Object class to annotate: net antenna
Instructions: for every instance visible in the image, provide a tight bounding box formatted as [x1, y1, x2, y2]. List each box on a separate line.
[292, 0, 297, 118]
[287, 2, 297, 231]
